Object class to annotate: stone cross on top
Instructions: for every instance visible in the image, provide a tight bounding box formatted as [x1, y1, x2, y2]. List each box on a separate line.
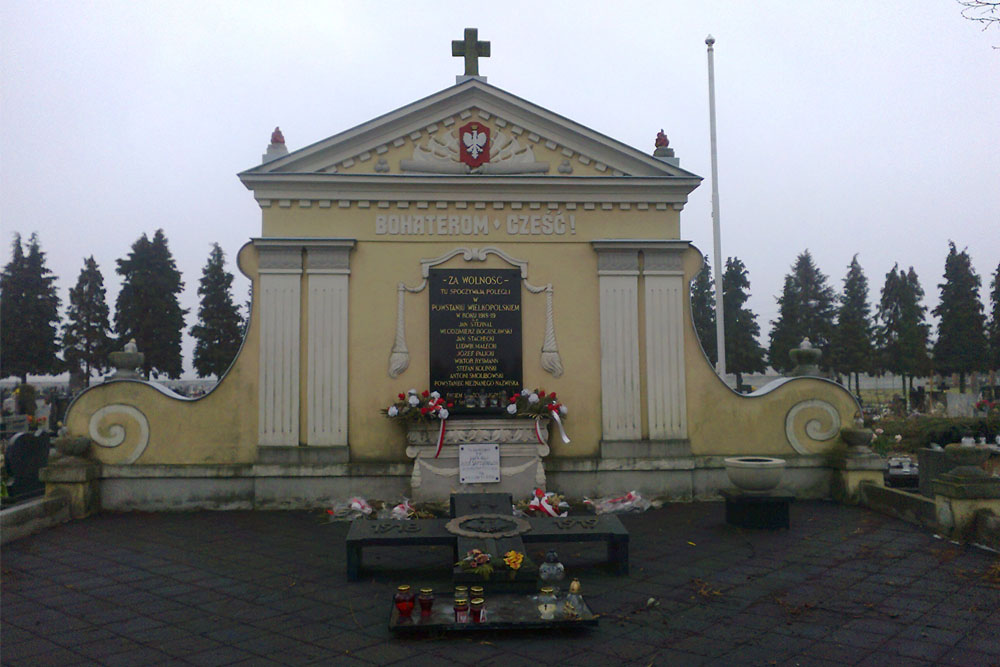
[452, 27, 490, 79]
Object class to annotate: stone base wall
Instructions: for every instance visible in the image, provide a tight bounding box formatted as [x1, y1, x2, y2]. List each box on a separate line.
[547, 455, 832, 501]
[98, 463, 410, 511]
[89, 455, 834, 511]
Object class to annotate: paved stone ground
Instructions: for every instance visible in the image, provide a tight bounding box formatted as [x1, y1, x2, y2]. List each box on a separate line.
[2, 501, 998, 666]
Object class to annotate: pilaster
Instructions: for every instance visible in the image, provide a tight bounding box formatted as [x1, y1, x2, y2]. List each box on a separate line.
[305, 241, 355, 446]
[643, 245, 687, 439]
[592, 243, 642, 440]
[256, 242, 303, 446]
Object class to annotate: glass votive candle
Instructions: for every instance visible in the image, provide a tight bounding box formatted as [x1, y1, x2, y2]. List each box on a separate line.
[537, 586, 557, 620]
[453, 597, 470, 623]
[418, 588, 434, 614]
[470, 597, 486, 624]
[394, 585, 415, 618]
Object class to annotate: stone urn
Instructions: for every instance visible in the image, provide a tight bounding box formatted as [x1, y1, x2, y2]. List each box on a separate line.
[52, 436, 92, 458]
[723, 456, 787, 493]
[788, 338, 822, 377]
[840, 425, 874, 456]
[108, 339, 144, 380]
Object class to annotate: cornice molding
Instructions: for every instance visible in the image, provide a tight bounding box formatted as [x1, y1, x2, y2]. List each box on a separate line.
[244, 174, 699, 208]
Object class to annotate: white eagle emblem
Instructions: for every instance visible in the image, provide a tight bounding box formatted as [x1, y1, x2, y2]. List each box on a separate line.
[462, 129, 488, 159]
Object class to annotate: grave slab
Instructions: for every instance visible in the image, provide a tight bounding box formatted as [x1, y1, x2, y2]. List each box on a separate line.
[345, 492, 629, 583]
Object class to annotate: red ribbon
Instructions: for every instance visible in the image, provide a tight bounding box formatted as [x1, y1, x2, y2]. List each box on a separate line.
[434, 418, 447, 458]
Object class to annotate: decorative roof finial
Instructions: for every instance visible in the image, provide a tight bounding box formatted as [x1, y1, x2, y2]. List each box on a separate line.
[262, 126, 289, 164]
[653, 129, 676, 162]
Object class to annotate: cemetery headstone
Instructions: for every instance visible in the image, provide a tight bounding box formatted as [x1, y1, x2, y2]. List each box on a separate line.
[4, 431, 50, 501]
[946, 393, 976, 418]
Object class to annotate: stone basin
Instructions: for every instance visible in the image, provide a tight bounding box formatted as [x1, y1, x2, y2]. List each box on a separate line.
[723, 456, 787, 493]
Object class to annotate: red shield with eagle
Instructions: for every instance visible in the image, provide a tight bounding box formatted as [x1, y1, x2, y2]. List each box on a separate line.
[459, 122, 490, 168]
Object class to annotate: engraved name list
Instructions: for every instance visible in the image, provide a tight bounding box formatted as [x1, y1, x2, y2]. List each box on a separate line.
[428, 268, 522, 413]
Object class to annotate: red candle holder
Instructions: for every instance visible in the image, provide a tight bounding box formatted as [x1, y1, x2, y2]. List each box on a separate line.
[418, 588, 434, 614]
[394, 585, 415, 617]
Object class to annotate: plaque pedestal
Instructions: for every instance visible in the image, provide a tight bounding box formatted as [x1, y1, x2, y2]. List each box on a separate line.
[405, 419, 549, 502]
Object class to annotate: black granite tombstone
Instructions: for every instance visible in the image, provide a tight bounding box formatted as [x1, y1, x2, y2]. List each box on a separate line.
[4, 431, 50, 502]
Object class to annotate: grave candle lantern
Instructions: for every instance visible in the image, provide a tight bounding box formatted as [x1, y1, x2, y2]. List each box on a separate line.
[393, 585, 415, 617]
[418, 588, 434, 614]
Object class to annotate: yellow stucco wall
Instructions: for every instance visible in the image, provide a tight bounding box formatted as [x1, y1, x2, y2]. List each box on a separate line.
[260, 203, 680, 242]
[65, 201, 857, 466]
[64, 244, 261, 465]
[679, 248, 857, 457]
[264, 203, 680, 460]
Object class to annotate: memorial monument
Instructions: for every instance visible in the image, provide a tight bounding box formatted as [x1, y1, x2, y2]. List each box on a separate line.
[61, 30, 860, 509]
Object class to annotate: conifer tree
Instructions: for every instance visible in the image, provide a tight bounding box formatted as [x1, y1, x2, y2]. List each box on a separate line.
[62, 256, 113, 380]
[115, 229, 187, 378]
[768, 250, 836, 374]
[191, 243, 244, 379]
[932, 242, 987, 393]
[691, 254, 717, 365]
[831, 255, 874, 396]
[0, 233, 62, 382]
[722, 257, 766, 392]
[876, 264, 930, 405]
[989, 262, 1000, 373]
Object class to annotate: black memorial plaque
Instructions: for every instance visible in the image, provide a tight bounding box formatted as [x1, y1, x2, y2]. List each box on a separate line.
[429, 268, 522, 414]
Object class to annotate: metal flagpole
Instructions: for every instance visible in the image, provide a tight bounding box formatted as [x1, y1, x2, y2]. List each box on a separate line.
[706, 34, 726, 378]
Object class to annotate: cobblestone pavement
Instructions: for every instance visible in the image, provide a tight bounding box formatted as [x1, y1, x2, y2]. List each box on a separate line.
[2, 501, 999, 666]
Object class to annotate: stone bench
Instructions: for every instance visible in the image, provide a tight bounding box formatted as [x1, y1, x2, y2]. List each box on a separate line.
[522, 515, 630, 576]
[345, 518, 453, 581]
[345, 493, 630, 580]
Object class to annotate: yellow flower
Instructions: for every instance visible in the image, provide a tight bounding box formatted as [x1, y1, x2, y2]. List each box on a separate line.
[503, 550, 524, 570]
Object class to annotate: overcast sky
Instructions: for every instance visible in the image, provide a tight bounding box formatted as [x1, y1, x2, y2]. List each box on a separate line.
[2, 1, 998, 380]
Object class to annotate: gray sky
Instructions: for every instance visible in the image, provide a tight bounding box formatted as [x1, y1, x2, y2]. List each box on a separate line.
[2, 1, 998, 379]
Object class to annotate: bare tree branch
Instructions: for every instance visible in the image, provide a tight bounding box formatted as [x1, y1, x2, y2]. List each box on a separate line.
[958, 0, 1000, 29]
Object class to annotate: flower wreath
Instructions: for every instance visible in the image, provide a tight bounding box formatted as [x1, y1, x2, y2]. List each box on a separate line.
[506, 389, 570, 444]
[383, 387, 570, 456]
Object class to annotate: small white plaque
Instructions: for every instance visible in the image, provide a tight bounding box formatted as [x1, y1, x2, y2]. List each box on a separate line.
[459, 444, 501, 484]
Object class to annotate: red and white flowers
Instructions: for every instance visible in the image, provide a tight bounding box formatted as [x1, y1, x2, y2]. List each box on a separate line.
[382, 389, 453, 424]
[508, 388, 570, 444]
[383, 389, 453, 458]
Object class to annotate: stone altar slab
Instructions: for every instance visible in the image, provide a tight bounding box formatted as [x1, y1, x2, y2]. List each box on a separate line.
[405, 418, 549, 501]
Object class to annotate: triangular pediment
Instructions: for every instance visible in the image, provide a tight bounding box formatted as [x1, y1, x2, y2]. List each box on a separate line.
[240, 79, 699, 181]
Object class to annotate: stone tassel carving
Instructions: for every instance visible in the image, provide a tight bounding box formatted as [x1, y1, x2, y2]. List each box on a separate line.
[388, 282, 410, 378]
[526, 282, 564, 377]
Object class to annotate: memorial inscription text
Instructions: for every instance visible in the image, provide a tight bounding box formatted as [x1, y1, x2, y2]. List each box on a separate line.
[429, 268, 522, 413]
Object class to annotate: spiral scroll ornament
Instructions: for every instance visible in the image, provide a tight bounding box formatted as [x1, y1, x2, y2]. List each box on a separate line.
[784, 399, 841, 455]
[88, 404, 150, 464]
